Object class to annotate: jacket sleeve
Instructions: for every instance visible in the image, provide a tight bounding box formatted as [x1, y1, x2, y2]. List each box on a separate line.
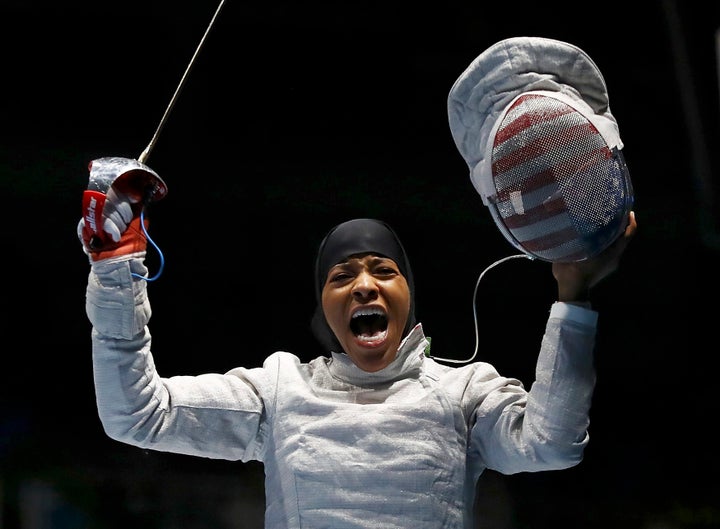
[469, 302, 597, 474]
[86, 257, 268, 462]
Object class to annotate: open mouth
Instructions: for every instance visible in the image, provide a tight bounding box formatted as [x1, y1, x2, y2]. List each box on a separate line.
[350, 308, 388, 342]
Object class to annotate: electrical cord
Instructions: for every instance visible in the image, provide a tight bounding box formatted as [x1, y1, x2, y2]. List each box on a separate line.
[131, 209, 165, 282]
[429, 253, 534, 364]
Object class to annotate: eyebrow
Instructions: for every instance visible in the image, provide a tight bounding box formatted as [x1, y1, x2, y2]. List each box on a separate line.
[337, 255, 391, 266]
[329, 256, 387, 273]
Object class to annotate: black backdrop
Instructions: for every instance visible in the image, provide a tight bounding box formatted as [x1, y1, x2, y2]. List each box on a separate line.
[2, 1, 719, 528]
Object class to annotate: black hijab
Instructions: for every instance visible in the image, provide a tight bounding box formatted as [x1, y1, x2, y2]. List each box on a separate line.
[311, 218, 417, 354]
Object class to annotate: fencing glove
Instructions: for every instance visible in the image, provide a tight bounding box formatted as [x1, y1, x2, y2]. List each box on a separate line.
[77, 157, 166, 262]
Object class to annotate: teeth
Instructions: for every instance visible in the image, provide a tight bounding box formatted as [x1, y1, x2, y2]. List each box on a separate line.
[352, 308, 385, 318]
[357, 329, 388, 342]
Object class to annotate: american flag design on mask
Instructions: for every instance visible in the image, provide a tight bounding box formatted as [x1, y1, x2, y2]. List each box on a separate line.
[489, 93, 632, 262]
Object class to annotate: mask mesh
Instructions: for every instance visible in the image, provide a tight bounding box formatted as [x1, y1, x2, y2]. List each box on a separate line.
[489, 94, 633, 262]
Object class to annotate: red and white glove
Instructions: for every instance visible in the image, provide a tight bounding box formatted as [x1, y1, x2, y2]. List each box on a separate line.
[77, 186, 148, 262]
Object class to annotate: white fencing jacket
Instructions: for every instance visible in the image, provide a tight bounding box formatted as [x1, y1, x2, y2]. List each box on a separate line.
[87, 256, 597, 529]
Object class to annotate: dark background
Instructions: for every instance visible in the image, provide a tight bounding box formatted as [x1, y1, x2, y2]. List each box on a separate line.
[1, 1, 719, 528]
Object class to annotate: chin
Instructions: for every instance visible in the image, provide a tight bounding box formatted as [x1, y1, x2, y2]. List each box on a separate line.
[346, 342, 397, 371]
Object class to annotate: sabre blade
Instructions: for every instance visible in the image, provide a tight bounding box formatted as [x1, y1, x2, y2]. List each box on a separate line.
[139, 0, 227, 164]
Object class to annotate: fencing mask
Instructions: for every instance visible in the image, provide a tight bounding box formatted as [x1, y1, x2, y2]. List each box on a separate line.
[448, 37, 634, 262]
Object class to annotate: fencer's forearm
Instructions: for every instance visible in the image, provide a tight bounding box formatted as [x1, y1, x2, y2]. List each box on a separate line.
[524, 302, 597, 466]
[88, 260, 184, 449]
[86, 256, 155, 442]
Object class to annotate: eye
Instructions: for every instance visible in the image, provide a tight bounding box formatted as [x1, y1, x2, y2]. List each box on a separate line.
[374, 266, 398, 277]
[328, 271, 353, 283]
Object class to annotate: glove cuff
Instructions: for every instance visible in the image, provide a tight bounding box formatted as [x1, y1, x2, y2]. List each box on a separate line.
[87, 216, 148, 262]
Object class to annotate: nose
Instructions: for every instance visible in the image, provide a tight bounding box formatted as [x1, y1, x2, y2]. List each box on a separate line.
[351, 271, 378, 301]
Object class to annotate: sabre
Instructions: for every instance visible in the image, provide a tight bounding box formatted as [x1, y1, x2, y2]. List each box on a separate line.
[82, 0, 227, 252]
